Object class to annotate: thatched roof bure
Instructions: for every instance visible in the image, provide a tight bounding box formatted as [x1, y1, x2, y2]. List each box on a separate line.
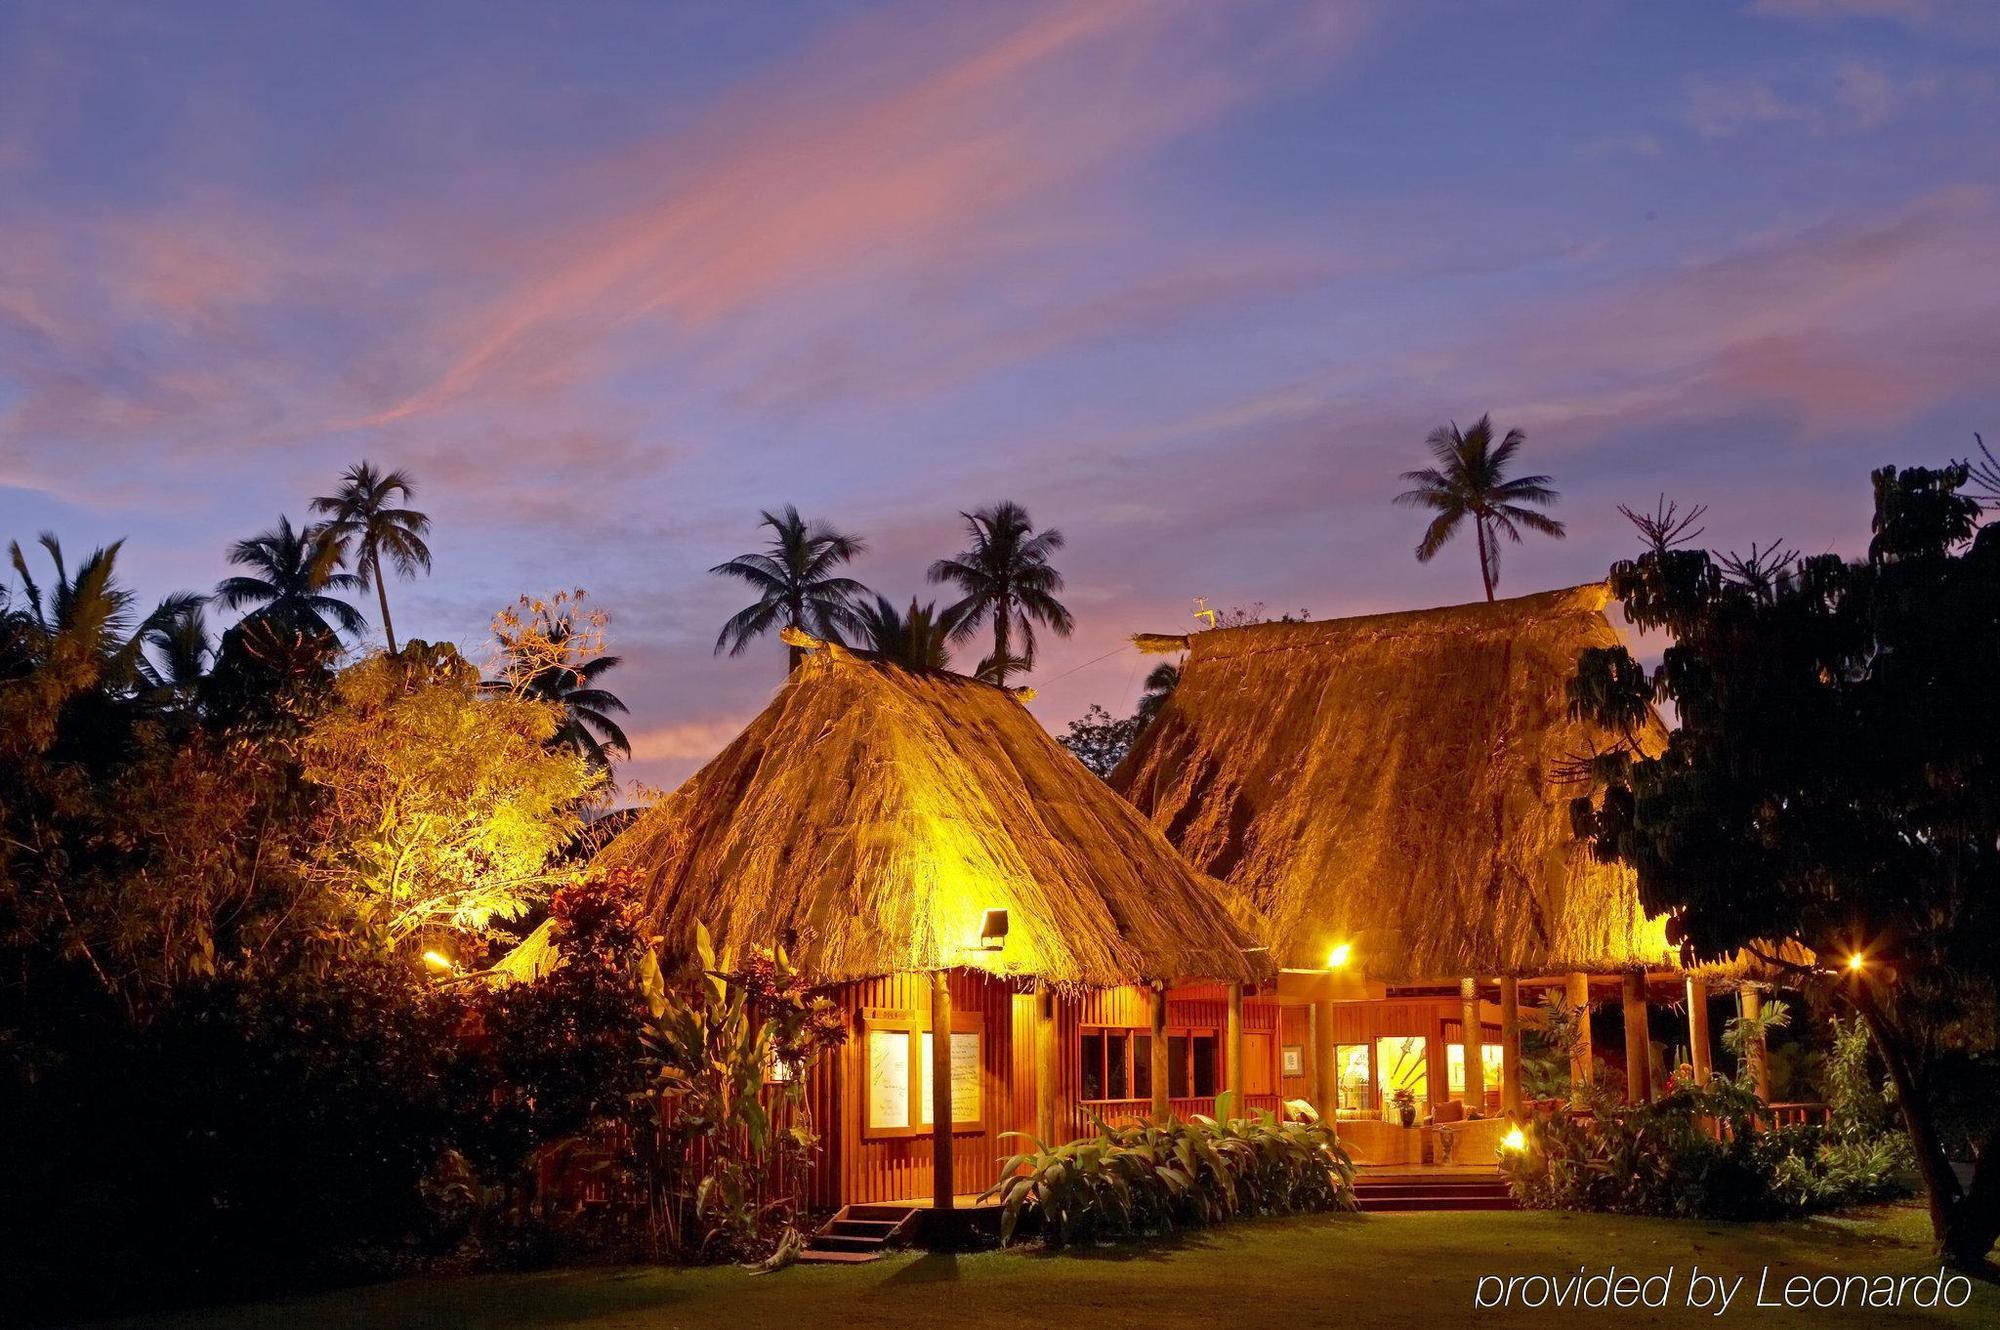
[1111, 585, 1677, 980]
[595, 651, 1268, 988]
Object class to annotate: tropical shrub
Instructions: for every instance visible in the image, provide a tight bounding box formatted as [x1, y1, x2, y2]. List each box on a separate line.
[631, 922, 846, 1261]
[983, 1098, 1354, 1247]
[1501, 1069, 1913, 1220]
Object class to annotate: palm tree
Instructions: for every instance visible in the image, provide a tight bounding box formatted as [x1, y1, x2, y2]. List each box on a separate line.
[310, 462, 432, 654]
[855, 595, 961, 672]
[138, 604, 213, 708]
[1134, 659, 1180, 728]
[928, 501, 1073, 685]
[215, 516, 366, 641]
[711, 506, 869, 672]
[488, 604, 628, 768]
[1393, 415, 1566, 601]
[7, 533, 203, 692]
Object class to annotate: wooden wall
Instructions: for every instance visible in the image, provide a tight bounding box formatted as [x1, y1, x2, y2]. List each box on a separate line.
[807, 970, 1026, 1207]
[802, 974, 1291, 1207]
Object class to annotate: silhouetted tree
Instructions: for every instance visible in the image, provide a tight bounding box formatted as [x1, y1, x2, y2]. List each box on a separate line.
[1568, 459, 2000, 1266]
[215, 516, 365, 642]
[854, 595, 960, 672]
[711, 507, 869, 672]
[1395, 415, 1565, 601]
[311, 462, 432, 654]
[929, 501, 1072, 685]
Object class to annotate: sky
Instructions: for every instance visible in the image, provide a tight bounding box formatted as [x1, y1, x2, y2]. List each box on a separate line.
[3, 0, 1998, 793]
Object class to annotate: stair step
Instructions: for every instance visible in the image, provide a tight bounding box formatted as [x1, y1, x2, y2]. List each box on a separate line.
[1358, 1187, 1511, 1196]
[807, 1234, 887, 1254]
[797, 1247, 883, 1263]
[828, 1219, 901, 1238]
[1362, 1195, 1517, 1212]
[846, 1204, 918, 1222]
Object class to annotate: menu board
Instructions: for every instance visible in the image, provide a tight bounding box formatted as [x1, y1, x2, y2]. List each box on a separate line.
[918, 1030, 981, 1125]
[867, 1029, 911, 1129]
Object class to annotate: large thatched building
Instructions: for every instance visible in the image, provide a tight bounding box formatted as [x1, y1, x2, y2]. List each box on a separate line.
[1114, 585, 1710, 1155]
[593, 639, 1274, 1209]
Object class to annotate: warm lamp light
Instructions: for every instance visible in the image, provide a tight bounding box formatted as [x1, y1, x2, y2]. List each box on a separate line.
[423, 950, 457, 972]
[1326, 942, 1352, 970]
[1846, 952, 1866, 973]
[1502, 1126, 1528, 1153]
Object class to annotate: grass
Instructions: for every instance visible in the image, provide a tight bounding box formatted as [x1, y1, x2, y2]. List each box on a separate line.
[121, 1204, 1995, 1330]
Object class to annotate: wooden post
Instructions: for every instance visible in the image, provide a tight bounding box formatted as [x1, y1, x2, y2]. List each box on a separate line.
[1312, 997, 1337, 1118]
[1686, 976, 1713, 1087]
[1499, 977, 1522, 1120]
[1226, 983, 1246, 1110]
[1037, 987, 1059, 1143]
[1621, 971, 1651, 1105]
[1566, 971, 1592, 1101]
[1741, 984, 1772, 1104]
[929, 970, 954, 1212]
[1149, 983, 1170, 1119]
[1459, 977, 1485, 1111]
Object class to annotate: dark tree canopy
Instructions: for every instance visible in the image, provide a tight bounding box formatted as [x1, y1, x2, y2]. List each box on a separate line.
[1569, 461, 2000, 1265]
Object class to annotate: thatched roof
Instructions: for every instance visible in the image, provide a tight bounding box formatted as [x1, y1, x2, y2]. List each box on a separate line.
[593, 650, 1269, 988]
[1111, 584, 1677, 980]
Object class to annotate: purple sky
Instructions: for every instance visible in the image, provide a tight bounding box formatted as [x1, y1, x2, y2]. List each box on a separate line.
[4, 0, 1998, 793]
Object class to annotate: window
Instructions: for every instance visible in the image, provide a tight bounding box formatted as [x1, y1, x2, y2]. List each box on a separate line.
[1334, 1043, 1373, 1112]
[1081, 1025, 1220, 1102]
[1376, 1035, 1429, 1117]
[1445, 1041, 1505, 1096]
[1191, 1035, 1217, 1098]
[862, 1008, 983, 1137]
[1081, 1031, 1105, 1101]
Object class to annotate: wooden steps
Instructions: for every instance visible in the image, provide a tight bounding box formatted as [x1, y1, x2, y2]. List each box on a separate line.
[1353, 1171, 1517, 1212]
[798, 1203, 918, 1263]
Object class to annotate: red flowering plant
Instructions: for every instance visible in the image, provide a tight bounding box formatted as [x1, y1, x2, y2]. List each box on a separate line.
[633, 927, 848, 1261]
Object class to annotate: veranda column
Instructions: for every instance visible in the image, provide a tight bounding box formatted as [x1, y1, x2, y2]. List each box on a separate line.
[1312, 998, 1337, 1118]
[1621, 971, 1652, 1104]
[930, 970, 955, 1211]
[1150, 983, 1171, 1119]
[1566, 972, 1592, 1101]
[1037, 987, 1059, 1143]
[1741, 984, 1772, 1104]
[1226, 983, 1246, 1107]
[1685, 976, 1713, 1087]
[1499, 977, 1523, 1120]
[1460, 977, 1485, 1111]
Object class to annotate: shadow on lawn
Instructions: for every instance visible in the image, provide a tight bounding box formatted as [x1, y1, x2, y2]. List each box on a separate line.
[879, 1252, 963, 1286]
[1005, 1211, 1369, 1265]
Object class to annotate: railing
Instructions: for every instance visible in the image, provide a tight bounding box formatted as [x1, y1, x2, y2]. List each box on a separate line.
[1766, 1101, 1829, 1128]
[1071, 1094, 1285, 1134]
[1552, 1099, 1830, 1145]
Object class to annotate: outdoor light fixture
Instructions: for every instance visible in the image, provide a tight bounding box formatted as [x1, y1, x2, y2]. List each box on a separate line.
[978, 908, 1010, 951]
[1326, 942, 1352, 970]
[423, 950, 457, 973]
[1502, 1126, 1528, 1153]
[1847, 952, 1866, 973]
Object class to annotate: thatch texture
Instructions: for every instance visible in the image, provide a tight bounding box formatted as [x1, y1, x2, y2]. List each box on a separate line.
[595, 651, 1268, 987]
[486, 918, 559, 985]
[1111, 585, 1677, 979]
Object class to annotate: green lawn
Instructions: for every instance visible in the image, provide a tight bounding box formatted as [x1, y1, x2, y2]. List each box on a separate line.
[125, 1205, 1995, 1330]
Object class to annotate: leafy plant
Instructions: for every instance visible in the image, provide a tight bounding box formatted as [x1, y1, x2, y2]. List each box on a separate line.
[633, 923, 845, 1260]
[1500, 1074, 1912, 1221]
[982, 1097, 1354, 1248]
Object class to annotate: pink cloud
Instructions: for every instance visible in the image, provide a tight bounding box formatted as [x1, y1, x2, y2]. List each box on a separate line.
[368, 0, 1365, 425]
